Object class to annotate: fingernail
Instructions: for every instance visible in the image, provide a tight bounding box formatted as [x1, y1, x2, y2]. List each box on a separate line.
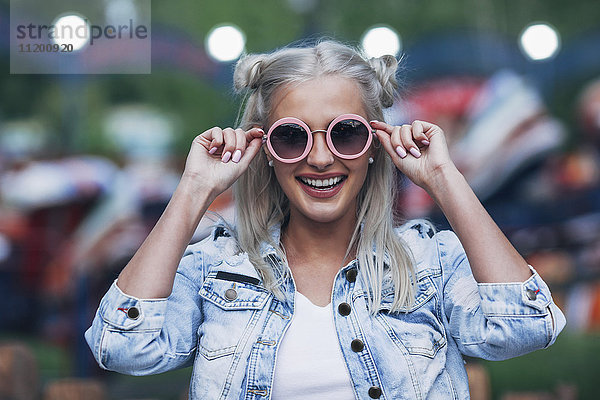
[221, 151, 232, 163]
[395, 146, 407, 158]
[409, 147, 421, 158]
[370, 120, 379, 124]
[209, 147, 217, 154]
[421, 139, 430, 146]
[231, 150, 242, 163]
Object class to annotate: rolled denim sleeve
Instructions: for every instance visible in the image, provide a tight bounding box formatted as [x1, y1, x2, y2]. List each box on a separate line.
[438, 230, 566, 361]
[85, 249, 203, 375]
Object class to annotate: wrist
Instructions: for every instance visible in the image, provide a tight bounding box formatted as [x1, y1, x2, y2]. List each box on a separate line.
[175, 175, 218, 220]
[179, 173, 219, 201]
[423, 164, 465, 199]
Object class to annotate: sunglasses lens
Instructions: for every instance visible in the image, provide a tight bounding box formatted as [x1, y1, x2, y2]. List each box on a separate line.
[330, 119, 370, 156]
[270, 123, 308, 160]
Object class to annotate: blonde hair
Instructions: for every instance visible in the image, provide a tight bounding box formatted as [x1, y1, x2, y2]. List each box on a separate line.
[231, 40, 415, 313]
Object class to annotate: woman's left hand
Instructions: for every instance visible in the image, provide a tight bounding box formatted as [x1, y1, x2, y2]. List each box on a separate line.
[371, 120, 457, 191]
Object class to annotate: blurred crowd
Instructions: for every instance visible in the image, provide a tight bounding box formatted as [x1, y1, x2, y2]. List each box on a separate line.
[395, 71, 600, 334]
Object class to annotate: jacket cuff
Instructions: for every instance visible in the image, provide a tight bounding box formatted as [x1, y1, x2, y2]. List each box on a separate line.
[477, 265, 552, 316]
[98, 280, 168, 330]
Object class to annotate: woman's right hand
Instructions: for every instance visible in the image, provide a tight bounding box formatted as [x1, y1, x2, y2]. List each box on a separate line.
[181, 126, 264, 197]
[115, 126, 263, 299]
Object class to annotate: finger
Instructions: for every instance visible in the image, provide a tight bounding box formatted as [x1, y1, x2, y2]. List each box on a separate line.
[245, 127, 265, 141]
[196, 127, 219, 153]
[415, 120, 439, 132]
[419, 120, 445, 140]
[231, 128, 247, 163]
[369, 120, 394, 135]
[401, 124, 421, 158]
[193, 131, 213, 150]
[390, 125, 407, 158]
[207, 127, 223, 155]
[374, 129, 404, 164]
[236, 136, 263, 169]
[412, 120, 430, 146]
[221, 128, 236, 163]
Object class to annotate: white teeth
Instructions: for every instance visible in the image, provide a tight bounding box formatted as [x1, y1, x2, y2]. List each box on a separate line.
[299, 176, 344, 188]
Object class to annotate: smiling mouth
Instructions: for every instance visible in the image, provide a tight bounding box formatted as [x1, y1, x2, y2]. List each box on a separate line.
[297, 176, 347, 190]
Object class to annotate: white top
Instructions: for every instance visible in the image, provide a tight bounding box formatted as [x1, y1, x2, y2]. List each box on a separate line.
[271, 292, 355, 399]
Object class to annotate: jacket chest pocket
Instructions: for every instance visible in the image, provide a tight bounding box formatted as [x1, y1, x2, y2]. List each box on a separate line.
[375, 274, 446, 359]
[197, 274, 270, 360]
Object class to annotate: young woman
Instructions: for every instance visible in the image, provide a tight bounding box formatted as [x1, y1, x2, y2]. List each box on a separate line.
[86, 40, 565, 399]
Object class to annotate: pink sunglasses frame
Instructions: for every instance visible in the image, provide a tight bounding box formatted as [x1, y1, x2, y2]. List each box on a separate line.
[264, 113, 376, 163]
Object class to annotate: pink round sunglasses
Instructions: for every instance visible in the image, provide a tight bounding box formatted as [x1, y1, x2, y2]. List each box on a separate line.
[263, 113, 376, 163]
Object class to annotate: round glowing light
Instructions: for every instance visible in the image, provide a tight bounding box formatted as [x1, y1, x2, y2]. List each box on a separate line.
[205, 24, 246, 62]
[51, 13, 89, 51]
[361, 26, 401, 58]
[519, 23, 561, 61]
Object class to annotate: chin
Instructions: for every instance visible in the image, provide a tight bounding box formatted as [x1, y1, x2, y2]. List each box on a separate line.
[297, 201, 352, 224]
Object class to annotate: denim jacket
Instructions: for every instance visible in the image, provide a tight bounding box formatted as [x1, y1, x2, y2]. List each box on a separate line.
[85, 220, 565, 399]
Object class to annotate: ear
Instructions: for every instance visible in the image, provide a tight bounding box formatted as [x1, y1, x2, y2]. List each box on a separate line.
[368, 144, 376, 160]
[263, 146, 275, 166]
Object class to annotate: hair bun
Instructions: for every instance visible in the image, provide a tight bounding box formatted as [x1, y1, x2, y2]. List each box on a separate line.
[368, 54, 399, 108]
[234, 54, 267, 91]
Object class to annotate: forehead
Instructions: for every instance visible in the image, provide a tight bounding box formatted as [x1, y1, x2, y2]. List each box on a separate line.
[270, 75, 366, 127]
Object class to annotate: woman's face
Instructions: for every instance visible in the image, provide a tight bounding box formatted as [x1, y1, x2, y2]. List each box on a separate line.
[265, 75, 373, 225]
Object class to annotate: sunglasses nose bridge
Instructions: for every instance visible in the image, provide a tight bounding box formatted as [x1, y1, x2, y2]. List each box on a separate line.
[309, 129, 330, 152]
[306, 129, 335, 167]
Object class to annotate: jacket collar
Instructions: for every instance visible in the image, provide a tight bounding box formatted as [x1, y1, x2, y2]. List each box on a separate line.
[257, 220, 391, 270]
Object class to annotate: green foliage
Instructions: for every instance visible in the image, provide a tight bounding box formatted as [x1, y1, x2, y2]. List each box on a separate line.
[481, 332, 600, 399]
[151, 0, 303, 52]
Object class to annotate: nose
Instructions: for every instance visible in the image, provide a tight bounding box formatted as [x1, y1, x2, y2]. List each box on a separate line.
[306, 131, 334, 169]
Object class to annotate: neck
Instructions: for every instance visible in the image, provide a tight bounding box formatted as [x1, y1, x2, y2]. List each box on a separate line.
[281, 209, 358, 267]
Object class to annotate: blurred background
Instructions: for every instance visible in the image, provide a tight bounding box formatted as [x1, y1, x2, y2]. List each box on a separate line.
[1, 0, 600, 399]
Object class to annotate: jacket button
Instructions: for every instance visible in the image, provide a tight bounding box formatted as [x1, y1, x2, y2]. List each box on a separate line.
[368, 386, 382, 398]
[127, 307, 140, 320]
[526, 289, 537, 301]
[338, 302, 351, 316]
[225, 289, 238, 301]
[351, 339, 364, 352]
[345, 268, 357, 283]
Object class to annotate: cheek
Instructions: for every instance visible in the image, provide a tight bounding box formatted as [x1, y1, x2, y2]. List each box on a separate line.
[351, 162, 370, 185]
[273, 166, 296, 190]
[355, 171, 369, 193]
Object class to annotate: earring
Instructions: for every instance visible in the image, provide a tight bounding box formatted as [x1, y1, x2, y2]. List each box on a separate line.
[268, 160, 274, 167]
[368, 157, 374, 164]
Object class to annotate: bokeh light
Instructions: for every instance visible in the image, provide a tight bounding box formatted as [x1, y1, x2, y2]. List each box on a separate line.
[51, 13, 89, 51]
[361, 25, 401, 58]
[519, 22, 561, 61]
[205, 24, 246, 62]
